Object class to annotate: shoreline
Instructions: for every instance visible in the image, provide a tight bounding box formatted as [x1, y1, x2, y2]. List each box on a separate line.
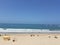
[0, 32, 60, 34]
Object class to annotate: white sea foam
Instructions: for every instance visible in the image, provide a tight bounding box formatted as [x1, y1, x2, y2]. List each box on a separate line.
[0, 28, 60, 33]
[0, 28, 49, 32]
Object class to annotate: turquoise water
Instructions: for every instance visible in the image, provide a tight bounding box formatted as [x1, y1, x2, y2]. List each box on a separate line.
[0, 23, 60, 30]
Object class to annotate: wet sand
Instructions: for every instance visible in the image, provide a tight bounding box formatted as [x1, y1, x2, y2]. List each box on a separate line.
[0, 34, 60, 45]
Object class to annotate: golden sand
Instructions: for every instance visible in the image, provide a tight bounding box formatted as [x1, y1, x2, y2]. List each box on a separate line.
[0, 34, 60, 45]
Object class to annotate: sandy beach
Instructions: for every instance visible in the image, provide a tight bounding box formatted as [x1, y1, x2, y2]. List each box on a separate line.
[0, 34, 60, 45]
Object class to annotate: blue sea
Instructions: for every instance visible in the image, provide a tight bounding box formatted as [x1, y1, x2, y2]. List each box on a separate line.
[0, 23, 60, 31]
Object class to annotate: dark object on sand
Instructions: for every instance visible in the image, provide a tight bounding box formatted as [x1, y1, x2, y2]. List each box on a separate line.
[54, 36, 58, 39]
[13, 39, 15, 42]
[0, 34, 2, 36]
[30, 34, 35, 37]
[37, 35, 39, 36]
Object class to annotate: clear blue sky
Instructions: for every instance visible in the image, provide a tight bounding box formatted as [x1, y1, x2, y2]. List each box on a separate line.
[0, 0, 60, 24]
